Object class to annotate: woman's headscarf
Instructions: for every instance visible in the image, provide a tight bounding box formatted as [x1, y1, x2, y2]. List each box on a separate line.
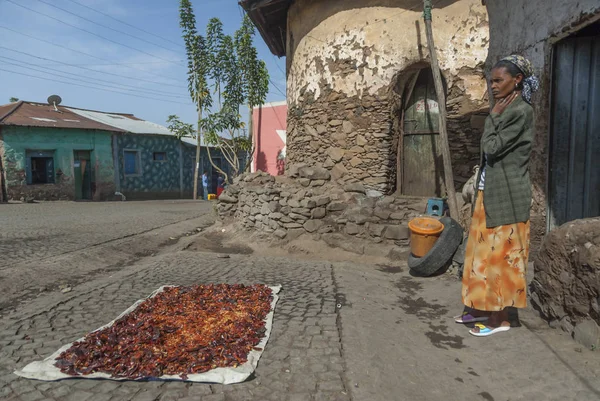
[500, 55, 540, 104]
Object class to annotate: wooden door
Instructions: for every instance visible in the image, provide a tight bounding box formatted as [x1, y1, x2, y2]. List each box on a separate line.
[402, 68, 445, 197]
[548, 33, 600, 229]
[74, 150, 92, 200]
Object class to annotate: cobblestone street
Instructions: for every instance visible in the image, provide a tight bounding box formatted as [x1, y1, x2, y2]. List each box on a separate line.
[0, 202, 599, 401]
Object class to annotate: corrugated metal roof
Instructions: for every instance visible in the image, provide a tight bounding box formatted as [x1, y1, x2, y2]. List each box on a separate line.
[0, 101, 126, 131]
[68, 107, 214, 147]
[67, 107, 172, 135]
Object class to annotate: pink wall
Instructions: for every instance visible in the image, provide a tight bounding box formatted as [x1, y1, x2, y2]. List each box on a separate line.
[252, 101, 287, 175]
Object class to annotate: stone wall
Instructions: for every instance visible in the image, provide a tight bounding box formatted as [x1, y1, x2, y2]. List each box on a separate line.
[532, 218, 600, 350]
[285, 0, 490, 193]
[217, 169, 427, 254]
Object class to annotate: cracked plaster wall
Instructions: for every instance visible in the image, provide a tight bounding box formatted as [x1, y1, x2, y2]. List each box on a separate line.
[285, 0, 490, 193]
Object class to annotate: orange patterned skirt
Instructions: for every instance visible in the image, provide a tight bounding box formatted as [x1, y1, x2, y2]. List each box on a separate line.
[461, 191, 530, 311]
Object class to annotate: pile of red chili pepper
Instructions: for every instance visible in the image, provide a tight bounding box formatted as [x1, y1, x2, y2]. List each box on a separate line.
[54, 284, 273, 379]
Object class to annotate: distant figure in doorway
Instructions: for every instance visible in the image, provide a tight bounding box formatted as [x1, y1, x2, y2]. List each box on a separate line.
[217, 175, 225, 198]
[202, 172, 209, 201]
[456, 55, 539, 337]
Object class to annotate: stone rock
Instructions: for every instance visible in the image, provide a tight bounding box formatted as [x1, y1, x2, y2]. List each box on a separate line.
[286, 228, 304, 241]
[315, 196, 331, 206]
[318, 225, 334, 234]
[368, 223, 386, 237]
[312, 207, 326, 219]
[349, 146, 365, 154]
[281, 206, 291, 215]
[306, 125, 318, 136]
[329, 120, 343, 127]
[288, 199, 301, 208]
[345, 223, 360, 235]
[573, 320, 600, 350]
[299, 178, 311, 187]
[218, 193, 238, 204]
[270, 212, 284, 220]
[298, 166, 331, 181]
[227, 185, 240, 195]
[390, 212, 406, 220]
[533, 217, 600, 335]
[327, 201, 347, 212]
[287, 163, 307, 178]
[301, 199, 317, 209]
[289, 213, 309, 221]
[327, 147, 345, 163]
[323, 158, 335, 168]
[283, 222, 304, 229]
[349, 157, 362, 167]
[366, 190, 384, 198]
[259, 194, 272, 202]
[356, 135, 368, 146]
[274, 229, 287, 239]
[310, 180, 326, 187]
[348, 214, 369, 225]
[304, 220, 324, 233]
[316, 125, 327, 134]
[331, 163, 349, 180]
[291, 207, 312, 217]
[342, 120, 354, 134]
[374, 208, 391, 220]
[261, 204, 271, 215]
[269, 201, 281, 213]
[344, 183, 366, 194]
[385, 225, 410, 240]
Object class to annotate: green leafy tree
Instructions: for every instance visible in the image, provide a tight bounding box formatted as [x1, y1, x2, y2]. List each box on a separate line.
[9, 97, 19, 103]
[166, 115, 194, 140]
[178, 3, 269, 184]
[179, 0, 212, 200]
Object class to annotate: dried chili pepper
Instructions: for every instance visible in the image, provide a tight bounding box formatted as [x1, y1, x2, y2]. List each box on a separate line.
[54, 284, 273, 379]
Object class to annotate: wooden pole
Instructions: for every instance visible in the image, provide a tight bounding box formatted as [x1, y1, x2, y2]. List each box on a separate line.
[423, 0, 459, 219]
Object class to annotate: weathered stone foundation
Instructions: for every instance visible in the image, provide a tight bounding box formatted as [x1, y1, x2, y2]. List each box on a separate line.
[217, 168, 427, 254]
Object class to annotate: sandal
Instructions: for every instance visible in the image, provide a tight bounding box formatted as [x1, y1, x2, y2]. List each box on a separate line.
[454, 312, 489, 324]
[469, 322, 510, 337]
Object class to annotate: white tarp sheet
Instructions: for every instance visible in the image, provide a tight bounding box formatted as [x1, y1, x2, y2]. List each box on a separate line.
[14, 285, 281, 384]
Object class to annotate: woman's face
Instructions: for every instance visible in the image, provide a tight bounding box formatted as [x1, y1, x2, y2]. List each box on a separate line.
[490, 67, 522, 99]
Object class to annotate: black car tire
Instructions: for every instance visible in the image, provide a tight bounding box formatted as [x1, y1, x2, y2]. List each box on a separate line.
[407, 216, 464, 277]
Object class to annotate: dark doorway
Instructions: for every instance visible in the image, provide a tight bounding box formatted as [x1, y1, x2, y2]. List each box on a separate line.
[74, 150, 93, 200]
[400, 67, 446, 197]
[31, 157, 54, 184]
[548, 22, 600, 230]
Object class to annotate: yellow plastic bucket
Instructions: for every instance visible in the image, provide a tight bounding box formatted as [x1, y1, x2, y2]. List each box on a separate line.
[408, 217, 444, 257]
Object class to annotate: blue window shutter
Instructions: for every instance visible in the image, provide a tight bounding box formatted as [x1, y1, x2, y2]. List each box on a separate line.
[124, 151, 137, 175]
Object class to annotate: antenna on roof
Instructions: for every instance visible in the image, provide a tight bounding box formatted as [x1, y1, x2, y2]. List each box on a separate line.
[47, 95, 62, 112]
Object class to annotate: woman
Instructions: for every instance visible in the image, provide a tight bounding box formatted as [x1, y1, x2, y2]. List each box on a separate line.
[456, 55, 540, 337]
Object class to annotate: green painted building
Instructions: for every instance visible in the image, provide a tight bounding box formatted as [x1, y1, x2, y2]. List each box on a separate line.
[0, 101, 123, 201]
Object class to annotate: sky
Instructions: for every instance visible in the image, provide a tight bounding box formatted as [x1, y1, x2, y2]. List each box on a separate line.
[0, 0, 287, 126]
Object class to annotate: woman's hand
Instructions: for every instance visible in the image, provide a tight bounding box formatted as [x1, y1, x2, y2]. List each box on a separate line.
[492, 92, 518, 115]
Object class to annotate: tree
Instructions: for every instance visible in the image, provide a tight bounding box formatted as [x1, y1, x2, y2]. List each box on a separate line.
[167, 115, 194, 140]
[178, 3, 269, 184]
[179, 0, 212, 200]
[9, 97, 19, 103]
